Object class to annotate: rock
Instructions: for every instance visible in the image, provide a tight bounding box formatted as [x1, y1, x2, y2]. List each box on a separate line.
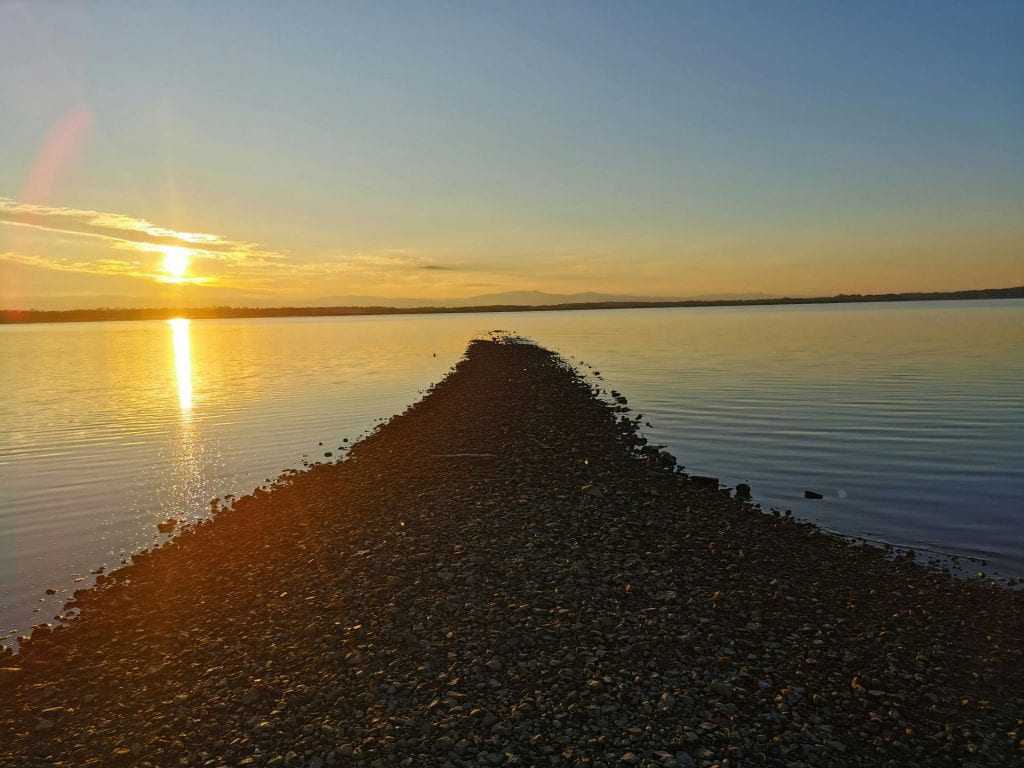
[735, 483, 752, 499]
[0, 667, 24, 685]
[710, 680, 731, 696]
[804, 490, 824, 499]
[689, 475, 719, 488]
[157, 519, 177, 533]
[240, 687, 260, 706]
[36, 718, 55, 732]
[310, 757, 325, 768]
[675, 753, 696, 768]
[45, 588, 57, 595]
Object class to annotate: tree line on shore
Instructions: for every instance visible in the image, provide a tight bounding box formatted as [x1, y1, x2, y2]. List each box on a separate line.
[2, 285, 1021, 325]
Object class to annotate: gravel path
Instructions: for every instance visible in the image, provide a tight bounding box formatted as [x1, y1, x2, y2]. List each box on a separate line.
[1, 338, 1021, 768]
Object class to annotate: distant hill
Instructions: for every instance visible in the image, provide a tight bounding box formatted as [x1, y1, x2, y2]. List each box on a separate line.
[2, 286, 1021, 325]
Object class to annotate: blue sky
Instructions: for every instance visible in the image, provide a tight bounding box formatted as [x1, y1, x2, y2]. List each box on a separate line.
[1, 1, 1021, 307]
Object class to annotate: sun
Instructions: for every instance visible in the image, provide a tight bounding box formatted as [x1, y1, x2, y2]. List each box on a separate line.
[161, 246, 190, 281]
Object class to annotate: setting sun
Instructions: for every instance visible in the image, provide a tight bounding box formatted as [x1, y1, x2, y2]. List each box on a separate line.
[161, 246, 190, 282]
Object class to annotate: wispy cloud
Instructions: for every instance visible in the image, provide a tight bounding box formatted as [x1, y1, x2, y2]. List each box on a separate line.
[0, 198, 283, 266]
[0, 250, 156, 280]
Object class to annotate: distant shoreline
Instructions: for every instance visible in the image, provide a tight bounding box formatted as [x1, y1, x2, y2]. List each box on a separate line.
[1, 285, 1021, 325]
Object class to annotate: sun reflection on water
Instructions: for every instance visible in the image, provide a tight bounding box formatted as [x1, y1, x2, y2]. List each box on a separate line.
[168, 318, 193, 412]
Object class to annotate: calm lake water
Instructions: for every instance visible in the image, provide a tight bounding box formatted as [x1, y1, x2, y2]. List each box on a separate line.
[1, 300, 1022, 642]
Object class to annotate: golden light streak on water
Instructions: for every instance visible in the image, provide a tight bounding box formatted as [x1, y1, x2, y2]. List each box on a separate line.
[168, 318, 193, 411]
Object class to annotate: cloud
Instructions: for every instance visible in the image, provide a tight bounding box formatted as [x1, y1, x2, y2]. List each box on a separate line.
[0, 250, 219, 284]
[1, 250, 155, 280]
[1, 198, 499, 303]
[0, 198, 283, 266]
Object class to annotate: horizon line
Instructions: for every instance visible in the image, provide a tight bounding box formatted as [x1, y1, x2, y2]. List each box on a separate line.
[2, 285, 1022, 325]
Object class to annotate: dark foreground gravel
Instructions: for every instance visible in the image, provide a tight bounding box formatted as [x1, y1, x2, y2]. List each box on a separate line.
[1, 338, 1022, 768]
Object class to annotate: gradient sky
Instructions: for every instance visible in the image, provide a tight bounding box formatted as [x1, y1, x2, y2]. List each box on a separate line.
[1, 1, 1022, 308]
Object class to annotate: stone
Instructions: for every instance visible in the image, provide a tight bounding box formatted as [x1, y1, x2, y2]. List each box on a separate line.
[0, 667, 25, 684]
[240, 687, 260, 706]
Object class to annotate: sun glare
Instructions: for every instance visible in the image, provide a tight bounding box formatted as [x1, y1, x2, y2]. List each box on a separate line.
[162, 246, 191, 281]
[168, 318, 193, 411]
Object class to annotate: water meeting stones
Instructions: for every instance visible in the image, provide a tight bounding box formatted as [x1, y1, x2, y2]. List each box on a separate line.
[0, 338, 1022, 767]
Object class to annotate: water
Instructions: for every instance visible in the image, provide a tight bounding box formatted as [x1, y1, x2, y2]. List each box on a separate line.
[1, 300, 1022, 642]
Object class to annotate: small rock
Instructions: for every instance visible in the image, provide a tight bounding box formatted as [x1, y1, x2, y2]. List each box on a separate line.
[0, 667, 25, 684]
[804, 490, 824, 499]
[240, 687, 260, 706]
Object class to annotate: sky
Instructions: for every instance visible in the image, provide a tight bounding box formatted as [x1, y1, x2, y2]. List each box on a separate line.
[1, 1, 1022, 309]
